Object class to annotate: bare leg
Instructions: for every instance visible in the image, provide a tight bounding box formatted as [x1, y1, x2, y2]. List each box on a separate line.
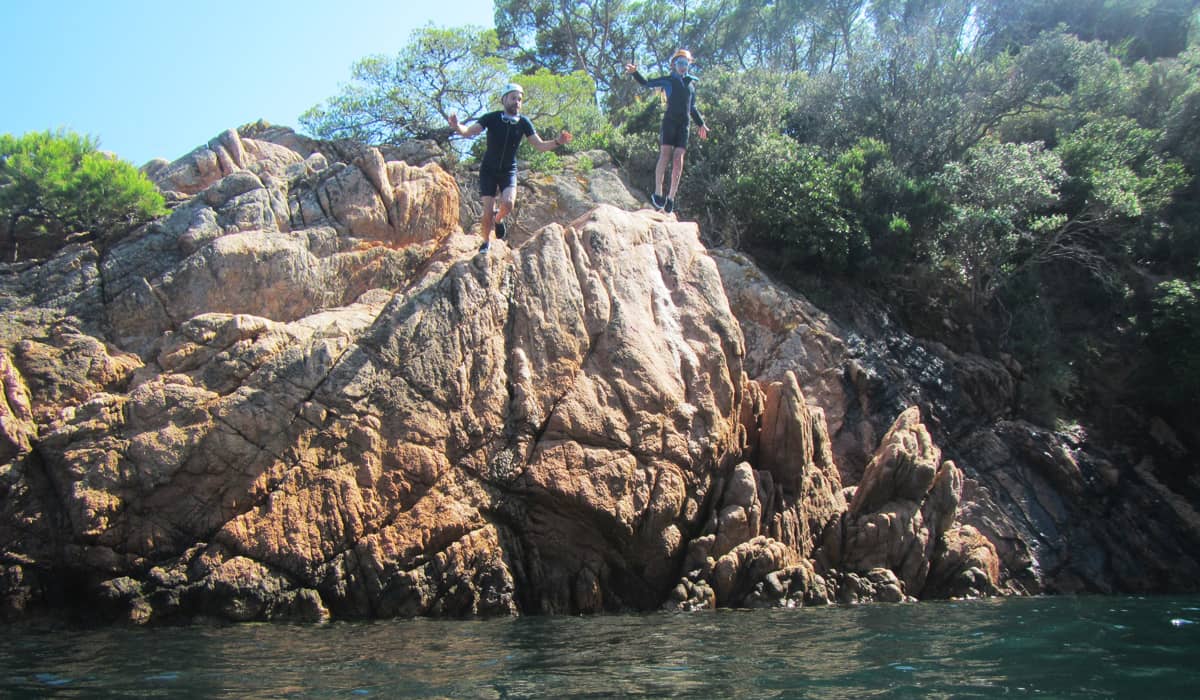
[495, 186, 516, 224]
[667, 148, 687, 200]
[654, 145, 674, 197]
[480, 195, 496, 245]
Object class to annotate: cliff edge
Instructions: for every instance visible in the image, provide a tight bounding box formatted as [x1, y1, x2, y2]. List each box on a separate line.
[1, 125, 1194, 622]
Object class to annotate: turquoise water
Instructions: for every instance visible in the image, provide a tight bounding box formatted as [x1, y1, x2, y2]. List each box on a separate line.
[3, 596, 1198, 698]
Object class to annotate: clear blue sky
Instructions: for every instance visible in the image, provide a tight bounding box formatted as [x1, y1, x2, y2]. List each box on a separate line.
[0, 0, 496, 166]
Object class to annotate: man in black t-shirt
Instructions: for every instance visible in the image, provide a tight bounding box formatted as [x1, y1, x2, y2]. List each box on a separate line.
[449, 83, 573, 253]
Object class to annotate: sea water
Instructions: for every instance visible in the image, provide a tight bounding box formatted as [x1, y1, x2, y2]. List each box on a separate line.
[2, 595, 1198, 698]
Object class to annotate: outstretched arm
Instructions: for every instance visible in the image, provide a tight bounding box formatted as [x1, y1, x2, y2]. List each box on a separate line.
[625, 62, 649, 87]
[527, 130, 573, 153]
[448, 113, 483, 138]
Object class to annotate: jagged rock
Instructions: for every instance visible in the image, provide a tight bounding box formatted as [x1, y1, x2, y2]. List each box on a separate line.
[1, 126, 764, 621]
[820, 406, 967, 597]
[102, 136, 460, 357]
[0, 562, 37, 619]
[711, 250, 851, 440]
[666, 535, 828, 610]
[152, 128, 306, 196]
[711, 248, 1015, 480]
[0, 349, 37, 461]
[712, 246, 1200, 597]
[666, 383, 846, 611]
[747, 371, 846, 554]
[5, 126, 1197, 622]
[827, 567, 913, 604]
[925, 524, 1003, 599]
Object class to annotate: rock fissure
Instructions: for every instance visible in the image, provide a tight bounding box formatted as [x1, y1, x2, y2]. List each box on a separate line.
[3, 127, 1194, 622]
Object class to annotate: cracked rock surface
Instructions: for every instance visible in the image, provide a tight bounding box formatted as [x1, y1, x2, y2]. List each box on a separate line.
[5, 124, 1191, 623]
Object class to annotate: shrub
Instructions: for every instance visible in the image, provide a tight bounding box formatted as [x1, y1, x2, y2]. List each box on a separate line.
[1, 129, 166, 260]
[726, 135, 854, 272]
[1146, 277, 1200, 410]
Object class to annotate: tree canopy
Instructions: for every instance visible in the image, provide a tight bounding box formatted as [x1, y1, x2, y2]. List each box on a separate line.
[1, 129, 166, 261]
[301, 26, 510, 144]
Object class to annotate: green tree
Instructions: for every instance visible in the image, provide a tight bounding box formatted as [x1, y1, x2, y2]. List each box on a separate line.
[975, 0, 1199, 62]
[933, 139, 1065, 308]
[512, 69, 609, 143]
[790, 21, 1080, 173]
[1146, 276, 1200, 410]
[301, 26, 509, 145]
[1033, 117, 1189, 282]
[505, 69, 610, 173]
[0, 130, 166, 261]
[833, 137, 940, 274]
[495, 0, 637, 92]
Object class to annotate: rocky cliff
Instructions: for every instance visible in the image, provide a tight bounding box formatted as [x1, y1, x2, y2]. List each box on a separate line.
[1, 124, 1196, 623]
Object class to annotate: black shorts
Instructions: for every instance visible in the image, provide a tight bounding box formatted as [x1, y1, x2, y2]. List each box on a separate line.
[660, 116, 690, 149]
[479, 169, 517, 197]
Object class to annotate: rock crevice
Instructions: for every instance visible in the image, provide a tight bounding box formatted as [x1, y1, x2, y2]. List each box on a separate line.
[2, 125, 1194, 622]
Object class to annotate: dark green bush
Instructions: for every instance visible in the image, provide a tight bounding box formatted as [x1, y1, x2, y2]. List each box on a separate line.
[727, 136, 854, 272]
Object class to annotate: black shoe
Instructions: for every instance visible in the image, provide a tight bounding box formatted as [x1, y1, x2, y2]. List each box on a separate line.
[664, 198, 675, 214]
[650, 193, 665, 210]
[479, 241, 491, 253]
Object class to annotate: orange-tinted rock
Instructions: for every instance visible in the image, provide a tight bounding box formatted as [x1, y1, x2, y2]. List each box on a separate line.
[0, 127, 1018, 621]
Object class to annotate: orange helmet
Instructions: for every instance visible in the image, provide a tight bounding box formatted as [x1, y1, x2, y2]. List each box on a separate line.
[670, 49, 694, 63]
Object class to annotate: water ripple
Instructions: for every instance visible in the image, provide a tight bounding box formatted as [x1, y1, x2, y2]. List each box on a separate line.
[1, 596, 1199, 698]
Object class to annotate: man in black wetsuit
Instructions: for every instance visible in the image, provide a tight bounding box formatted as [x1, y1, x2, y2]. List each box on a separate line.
[625, 49, 709, 214]
[449, 82, 573, 253]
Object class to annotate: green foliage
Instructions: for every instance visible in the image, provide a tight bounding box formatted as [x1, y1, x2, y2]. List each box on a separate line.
[0, 129, 166, 259]
[788, 20, 1072, 172]
[1057, 117, 1187, 220]
[975, 0, 1198, 62]
[728, 135, 854, 271]
[1146, 276, 1200, 409]
[523, 150, 564, 175]
[933, 139, 1065, 308]
[495, 0, 641, 93]
[1163, 48, 1200, 172]
[832, 138, 941, 273]
[513, 69, 609, 151]
[301, 25, 508, 144]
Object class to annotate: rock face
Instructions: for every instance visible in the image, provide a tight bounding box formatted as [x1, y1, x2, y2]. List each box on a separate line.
[821, 406, 974, 598]
[712, 250, 1200, 597]
[1, 124, 1193, 623]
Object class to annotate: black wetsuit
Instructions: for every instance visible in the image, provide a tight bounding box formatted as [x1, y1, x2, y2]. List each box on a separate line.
[631, 70, 706, 149]
[476, 110, 535, 196]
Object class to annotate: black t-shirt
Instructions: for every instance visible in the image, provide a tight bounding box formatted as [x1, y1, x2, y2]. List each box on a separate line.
[478, 111, 535, 175]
